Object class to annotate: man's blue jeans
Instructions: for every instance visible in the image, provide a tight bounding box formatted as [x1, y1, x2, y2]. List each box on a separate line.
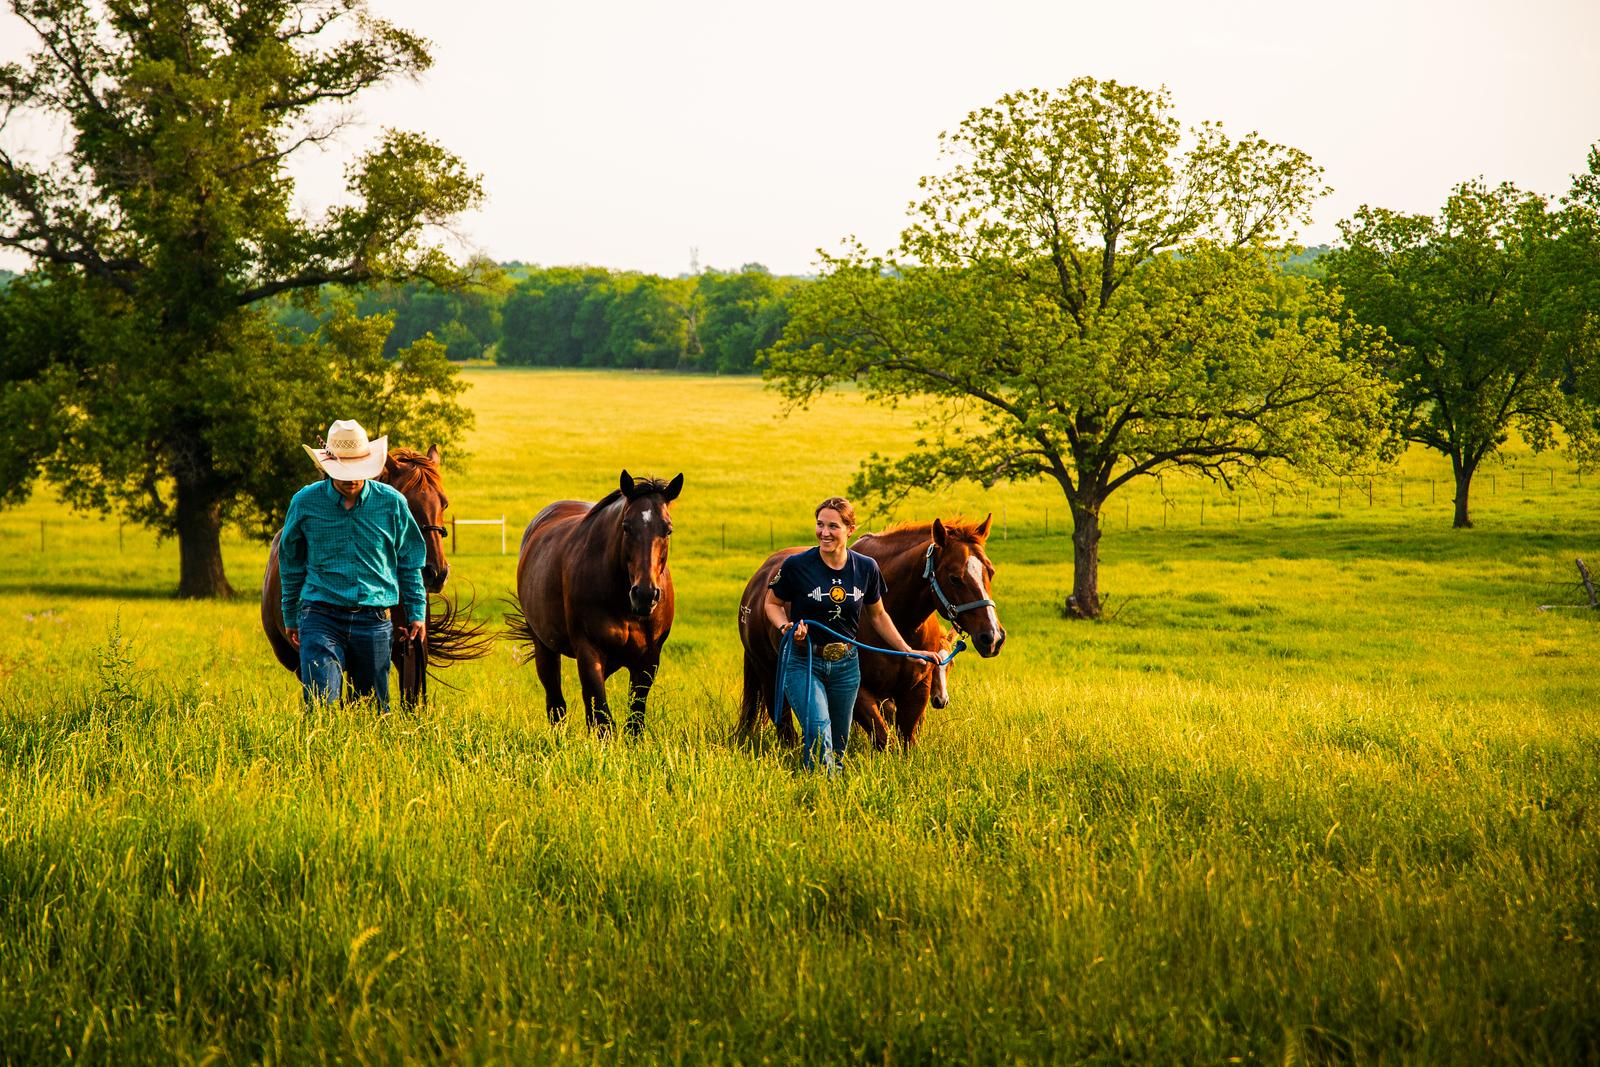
[781, 645, 860, 772]
[298, 602, 393, 712]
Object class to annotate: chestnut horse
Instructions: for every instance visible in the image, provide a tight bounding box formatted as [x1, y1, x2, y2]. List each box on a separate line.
[261, 445, 487, 706]
[737, 516, 1006, 748]
[506, 471, 682, 736]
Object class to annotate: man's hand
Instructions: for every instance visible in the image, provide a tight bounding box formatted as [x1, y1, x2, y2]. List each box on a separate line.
[402, 620, 426, 645]
[286, 628, 300, 651]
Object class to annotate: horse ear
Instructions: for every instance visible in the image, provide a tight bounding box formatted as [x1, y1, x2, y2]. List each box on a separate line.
[426, 444, 441, 463]
[932, 518, 947, 546]
[663, 473, 684, 502]
[620, 470, 635, 497]
[975, 513, 993, 540]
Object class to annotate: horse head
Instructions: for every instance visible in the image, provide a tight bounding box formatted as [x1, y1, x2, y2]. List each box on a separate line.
[929, 514, 1006, 658]
[929, 625, 956, 709]
[617, 469, 683, 617]
[384, 444, 450, 593]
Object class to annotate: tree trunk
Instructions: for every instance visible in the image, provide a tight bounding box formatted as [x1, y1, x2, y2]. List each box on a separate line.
[175, 472, 234, 598]
[1451, 456, 1475, 529]
[1068, 495, 1103, 618]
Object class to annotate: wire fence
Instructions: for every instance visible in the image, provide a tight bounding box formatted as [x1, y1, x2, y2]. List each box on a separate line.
[5, 464, 1595, 560]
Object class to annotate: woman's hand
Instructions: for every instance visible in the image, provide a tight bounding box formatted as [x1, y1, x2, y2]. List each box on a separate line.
[791, 621, 809, 643]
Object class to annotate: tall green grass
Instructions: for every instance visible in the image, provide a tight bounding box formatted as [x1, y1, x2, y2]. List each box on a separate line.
[0, 369, 1595, 1062]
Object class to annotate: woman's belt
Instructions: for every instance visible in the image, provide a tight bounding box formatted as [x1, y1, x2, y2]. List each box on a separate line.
[818, 642, 854, 661]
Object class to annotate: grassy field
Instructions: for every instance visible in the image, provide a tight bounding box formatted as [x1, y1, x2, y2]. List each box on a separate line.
[1, 368, 1596, 1063]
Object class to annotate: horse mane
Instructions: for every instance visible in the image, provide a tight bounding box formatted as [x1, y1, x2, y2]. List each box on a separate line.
[578, 478, 676, 531]
[869, 517, 987, 545]
[384, 448, 443, 494]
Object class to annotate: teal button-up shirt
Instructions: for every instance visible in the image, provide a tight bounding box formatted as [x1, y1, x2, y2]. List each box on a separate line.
[279, 479, 427, 626]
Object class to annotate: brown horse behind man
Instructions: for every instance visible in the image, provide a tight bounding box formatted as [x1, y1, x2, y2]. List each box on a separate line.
[261, 445, 488, 705]
[738, 516, 1006, 748]
[507, 470, 683, 736]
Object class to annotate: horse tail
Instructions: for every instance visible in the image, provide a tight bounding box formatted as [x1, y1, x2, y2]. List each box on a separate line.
[424, 588, 496, 668]
[738, 649, 766, 736]
[501, 595, 539, 661]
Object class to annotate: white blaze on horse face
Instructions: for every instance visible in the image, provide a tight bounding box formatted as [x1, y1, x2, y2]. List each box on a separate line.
[966, 554, 1001, 633]
[641, 510, 652, 525]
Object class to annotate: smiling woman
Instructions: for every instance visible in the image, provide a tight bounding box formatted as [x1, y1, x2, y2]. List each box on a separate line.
[756, 495, 939, 773]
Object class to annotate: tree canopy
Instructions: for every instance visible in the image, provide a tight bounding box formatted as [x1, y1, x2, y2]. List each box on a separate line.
[0, 0, 483, 596]
[1325, 175, 1598, 527]
[765, 78, 1395, 617]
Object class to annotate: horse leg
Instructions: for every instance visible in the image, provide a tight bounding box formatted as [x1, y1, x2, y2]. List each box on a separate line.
[531, 639, 568, 724]
[896, 680, 932, 746]
[853, 687, 892, 751]
[625, 658, 659, 738]
[575, 646, 614, 736]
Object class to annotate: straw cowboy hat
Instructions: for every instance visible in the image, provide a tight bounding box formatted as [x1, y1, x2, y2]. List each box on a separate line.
[303, 419, 388, 481]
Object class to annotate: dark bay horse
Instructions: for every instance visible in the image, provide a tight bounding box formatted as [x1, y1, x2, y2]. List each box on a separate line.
[507, 470, 683, 736]
[738, 516, 1006, 748]
[261, 445, 489, 705]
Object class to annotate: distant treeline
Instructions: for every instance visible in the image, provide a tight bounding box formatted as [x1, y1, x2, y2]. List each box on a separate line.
[269, 262, 803, 373]
[273, 245, 1327, 373]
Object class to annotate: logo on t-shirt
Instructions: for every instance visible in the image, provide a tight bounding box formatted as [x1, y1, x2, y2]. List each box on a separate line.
[808, 579, 864, 620]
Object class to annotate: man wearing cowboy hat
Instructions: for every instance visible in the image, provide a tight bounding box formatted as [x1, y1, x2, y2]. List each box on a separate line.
[278, 419, 426, 712]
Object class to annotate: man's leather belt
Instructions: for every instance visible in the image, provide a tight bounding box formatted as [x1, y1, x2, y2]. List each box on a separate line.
[819, 642, 853, 662]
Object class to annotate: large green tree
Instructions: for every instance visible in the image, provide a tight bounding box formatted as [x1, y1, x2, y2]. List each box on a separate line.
[765, 78, 1394, 617]
[1326, 179, 1597, 527]
[0, 0, 482, 596]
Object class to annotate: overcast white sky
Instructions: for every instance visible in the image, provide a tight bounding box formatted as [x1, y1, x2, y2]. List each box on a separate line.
[2, 0, 1598, 275]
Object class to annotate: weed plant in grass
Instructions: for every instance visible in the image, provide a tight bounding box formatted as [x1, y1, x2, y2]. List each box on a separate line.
[0, 369, 1596, 1062]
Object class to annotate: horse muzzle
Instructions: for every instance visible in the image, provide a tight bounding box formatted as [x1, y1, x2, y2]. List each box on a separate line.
[422, 563, 450, 593]
[628, 585, 662, 616]
[973, 627, 1005, 658]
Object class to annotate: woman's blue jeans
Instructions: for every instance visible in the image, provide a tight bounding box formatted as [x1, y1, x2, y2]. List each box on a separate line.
[298, 602, 393, 712]
[781, 645, 860, 772]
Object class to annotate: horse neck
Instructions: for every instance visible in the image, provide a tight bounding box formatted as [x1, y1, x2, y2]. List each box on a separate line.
[871, 534, 939, 630]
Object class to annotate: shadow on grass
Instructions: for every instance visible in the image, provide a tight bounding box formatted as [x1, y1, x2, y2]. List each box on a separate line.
[0, 580, 205, 601]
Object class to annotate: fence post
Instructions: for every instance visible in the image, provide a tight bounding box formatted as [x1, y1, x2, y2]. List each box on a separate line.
[501, 515, 507, 555]
[1431, 480, 1435, 505]
[1003, 505, 1007, 540]
[769, 520, 773, 551]
[118, 521, 124, 553]
[39, 519, 44, 553]
[1236, 497, 1241, 524]
[1367, 478, 1373, 506]
[1044, 507, 1049, 537]
[721, 523, 726, 551]
[1200, 498, 1204, 526]
[451, 518, 457, 554]
[1399, 478, 1404, 506]
[1125, 501, 1130, 531]
[1337, 481, 1342, 509]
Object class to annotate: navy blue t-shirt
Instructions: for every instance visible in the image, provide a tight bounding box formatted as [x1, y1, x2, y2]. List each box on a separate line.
[768, 547, 885, 644]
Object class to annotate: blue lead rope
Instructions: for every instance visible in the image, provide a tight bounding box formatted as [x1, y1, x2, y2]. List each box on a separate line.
[771, 619, 967, 728]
